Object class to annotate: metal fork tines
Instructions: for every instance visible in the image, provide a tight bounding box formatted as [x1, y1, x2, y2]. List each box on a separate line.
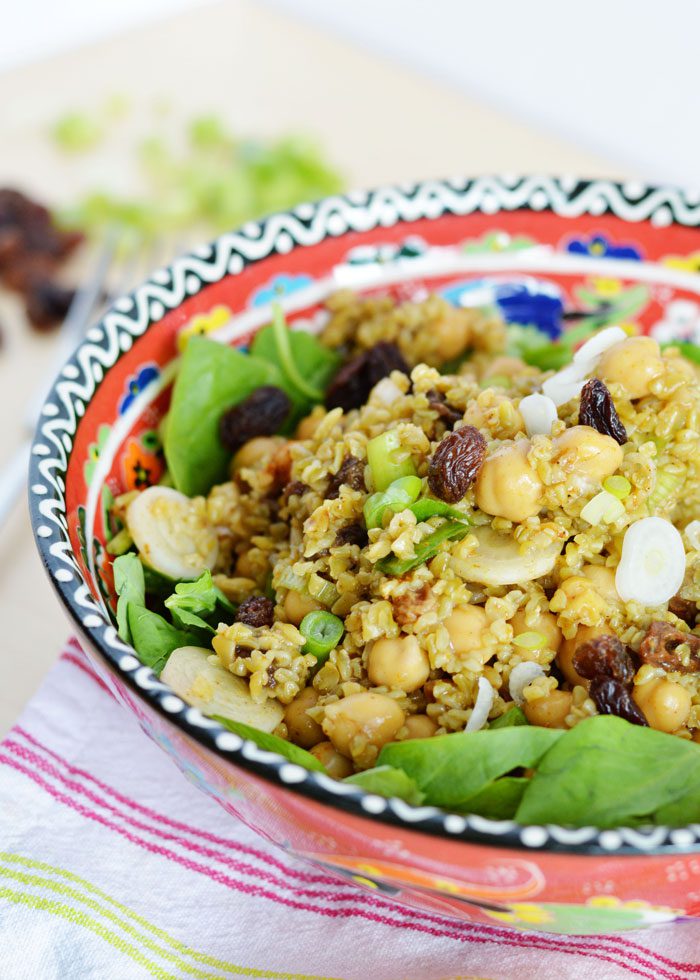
[0, 234, 166, 526]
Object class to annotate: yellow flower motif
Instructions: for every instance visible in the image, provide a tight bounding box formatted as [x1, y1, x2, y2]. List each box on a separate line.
[662, 251, 700, 273]
[590, 277, 622, 298]
[487, 902, 553, 925]
[619, 321, 640, 336]
[177, 305, 231, 351]
[587, 895, 681, 916]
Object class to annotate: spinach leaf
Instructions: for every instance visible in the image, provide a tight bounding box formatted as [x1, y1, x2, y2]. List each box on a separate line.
[167, 607, 215, 636]
[212, 715, 326, 772]
[378, 727, 561, 808]
[126, 603, 199, 675]
[454, 777, 528, 819]
[516, 716, 700, 828]
[251, 310, 340, 424]
[165, 336, 281, 496]
[142, 562, 178, 599]
[490, 706, 529, 729]
[164, 569, 235, 619]
[113, 553, 145, 643]
[344, 765, 425, 805]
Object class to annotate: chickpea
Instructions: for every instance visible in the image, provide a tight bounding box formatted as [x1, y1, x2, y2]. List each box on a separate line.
[557, 625, 611, 687]
[552, 426, 624, 486]
[310, 741, 354, 778]
[524, 690, 573, 728]
[322, 692, 405, 767]
[509, 608, 562, 652]
[403, 714, 438, 739]
[284, 687, 324, 748]
[235, 550, 261, 580]
[232, 436, 285, 471]
[296, 406, 325, 441]
[550, 576, 607, 624]
[598, 336, 664, 399]
[432, 307, 472, 361]
[368, 636, 430, 693]
[283, 590, 322, 626]
[475, 439, 543, 523]
[445, 604, 489, 657]
[633, 679, 691, 733]
[581, 564, 620, 605]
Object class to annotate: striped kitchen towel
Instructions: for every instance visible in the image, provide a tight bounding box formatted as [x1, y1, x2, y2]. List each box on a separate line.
[0, 641, 699, 980]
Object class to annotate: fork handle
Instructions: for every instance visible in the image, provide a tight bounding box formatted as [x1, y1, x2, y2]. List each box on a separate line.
[0, 441, 30, 526]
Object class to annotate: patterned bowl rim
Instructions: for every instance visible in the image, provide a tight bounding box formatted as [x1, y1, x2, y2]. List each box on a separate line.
[29, 174, 700, 857]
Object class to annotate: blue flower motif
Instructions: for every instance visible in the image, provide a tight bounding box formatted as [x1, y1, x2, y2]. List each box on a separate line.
[249, 274, 314, 307]
[565, 233, 642, 261]
[118, 363, 160, 415]
[440, 277, 565, 339]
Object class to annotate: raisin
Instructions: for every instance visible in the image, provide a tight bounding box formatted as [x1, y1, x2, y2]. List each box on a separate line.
[638, 621, 700, 673]
[236, 595, 275, 628]
[578, 379, 627, 445]
[325, 342, 410, 412]
[589, 676, 648, 726]
[326, 455, 366, 499]
[392, 583, 435, 626]
[334, 522, 368, 548]
[427, 425, 487, 503]
[573, 634, 635, 685]
[25, 280, 76, 329]
[282, 480, 308, 502]
[426, 389, 462, 430]
[669, 595, 698, 628]
[219, 386, 291, 453]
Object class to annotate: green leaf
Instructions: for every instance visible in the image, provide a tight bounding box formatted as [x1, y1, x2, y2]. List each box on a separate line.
[378, 727, 561, 808]
[141, 562, 178, 599]
[378, 520, 470, 576]
[113, 553, 145, 644]
[490, 706, 529, 729]
[168, 607, 215, 636]
[344, 765, 425, 805]
[165, 336, 281, 496]
[515, 716, 700, 828]
[212, 715, 326, 772]
[126, 603, 199, 675]
[454, 777, 528, 819]
[164, 569, 235, 619]
[250, 315, 340, 425]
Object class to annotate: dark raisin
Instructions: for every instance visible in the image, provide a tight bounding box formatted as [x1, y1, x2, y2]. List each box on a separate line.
[578, 379, 627, 445]
[427, 389, 462, 429]
[427, 425, 487, 503]
[325, 342, 410, 412]
[25, 280, 76, 329]
[392, 583, 435, 626]
[326, 455, 366, 499]
[589, 676, 648, 726]
[669, 595, 698, 628]
[334, 522, 368, 548]
[282, 480, 308, 502]
[638, 621, 700, 673]
[572, 634, 635, 685]
[236, 596, 275, 628]
[219, 386, 291, 453]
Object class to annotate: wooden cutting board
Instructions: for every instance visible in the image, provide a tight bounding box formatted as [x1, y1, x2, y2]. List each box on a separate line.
[0, 0, 625, 733]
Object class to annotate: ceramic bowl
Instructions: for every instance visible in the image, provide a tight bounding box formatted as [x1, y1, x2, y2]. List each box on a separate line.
[30, 176, 700, 936]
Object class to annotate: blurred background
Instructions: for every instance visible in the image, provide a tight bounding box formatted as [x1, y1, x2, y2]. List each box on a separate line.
[0, 0, 695, 730]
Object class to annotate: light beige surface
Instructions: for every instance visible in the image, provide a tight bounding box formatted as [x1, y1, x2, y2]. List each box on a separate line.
[0, 0, 626, 734]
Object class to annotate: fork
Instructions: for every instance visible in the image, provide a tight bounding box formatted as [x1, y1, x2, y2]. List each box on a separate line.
[0, 233, 167, 526]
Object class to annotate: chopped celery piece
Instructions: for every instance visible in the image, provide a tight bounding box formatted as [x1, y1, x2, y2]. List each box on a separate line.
[648, 470, 684, 511]
[378, 520, 469, 576]
[367, 430, 417, 491]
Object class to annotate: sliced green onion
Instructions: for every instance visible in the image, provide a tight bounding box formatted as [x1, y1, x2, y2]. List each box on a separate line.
[378, 520, 469, 576]
[363, 475, 422, 529]
[367, 429, 417, 491]
[581, 490, 625, 526]
[106, 528, 134, 556]
[300, 610, 344, 661]
[648, 469, 684, 511]
[409, 499, 470, 523]
[513, 631, 548, 650]
[602, 475, 631, 500]
[270, 303, 323, 402]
